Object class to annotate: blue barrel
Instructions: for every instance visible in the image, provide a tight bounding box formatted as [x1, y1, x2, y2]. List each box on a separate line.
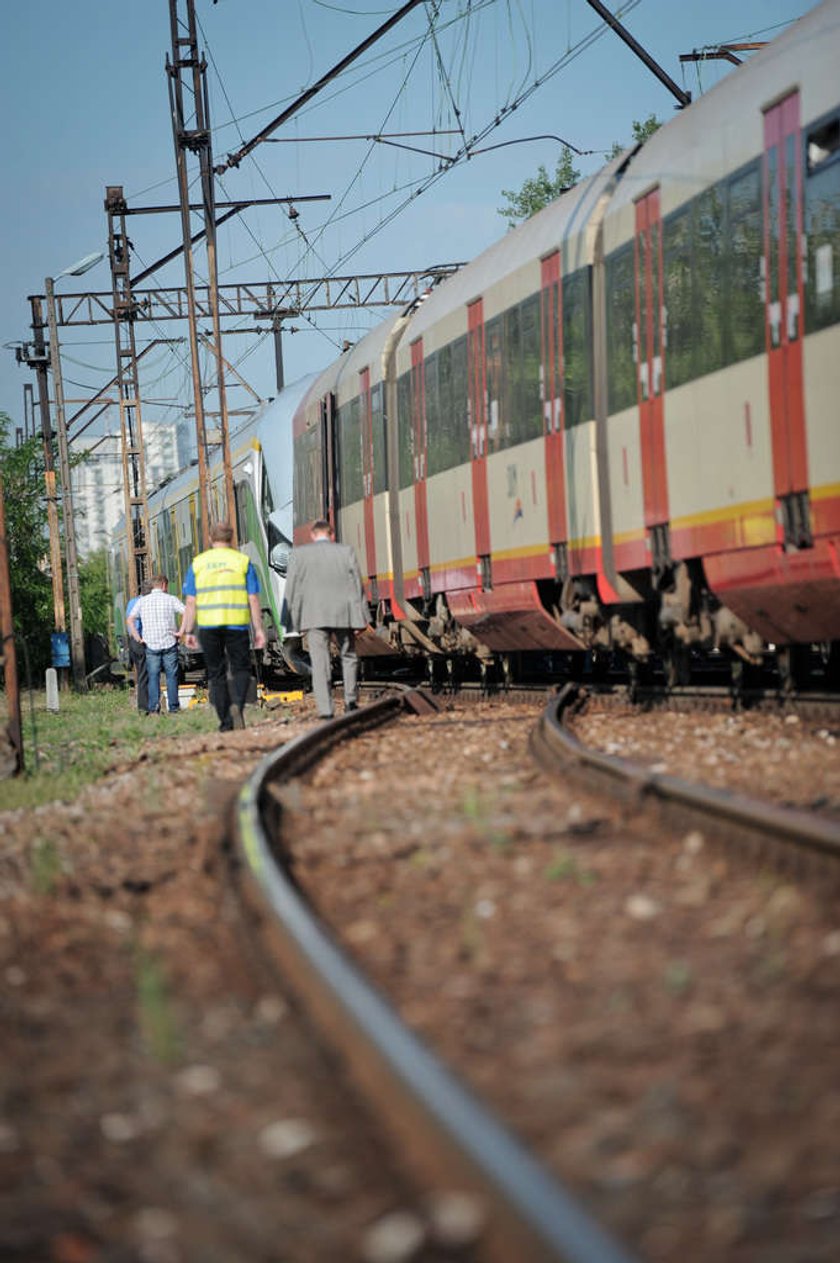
[51, 632, 70, 668]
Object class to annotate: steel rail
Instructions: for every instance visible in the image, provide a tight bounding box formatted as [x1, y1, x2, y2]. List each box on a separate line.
[532, 684, 840, 866]
[233, 690, 638, 1263]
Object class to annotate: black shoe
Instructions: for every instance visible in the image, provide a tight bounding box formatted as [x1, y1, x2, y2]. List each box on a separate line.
[346, 702, 358, 712]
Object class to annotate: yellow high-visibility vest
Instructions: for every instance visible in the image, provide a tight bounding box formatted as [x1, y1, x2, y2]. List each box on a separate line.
[191, 547, 251, 627]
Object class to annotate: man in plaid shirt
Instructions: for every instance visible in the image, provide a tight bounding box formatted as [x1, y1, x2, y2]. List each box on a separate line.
[126, 574, 186, 715]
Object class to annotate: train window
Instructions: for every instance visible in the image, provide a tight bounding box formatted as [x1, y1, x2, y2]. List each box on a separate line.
[502, 303, 519, 446]
[804, 112, 840, 333]
[337, 395, 364, 505]
[420, 338, 472, 479]
[663, 207, 694, 389]
[485, 316, 505, 450]
[235, 480, 250, 544]
[397, 372, 414, 489]
[562, 267, 593, 426]
[293, 426, 322, 525]
[606, 243, 636, 413]
[505, 294, 542, 445]
[726, 163, 764, 363]
[425, 352, 442, 472]
[449, 337, 469, 466]
[371, 382, 387, 494]
[807, 115, 840, 174]
[168, 509, 179, 589]
[693, 187, 726, 378]
[260, 461, 274, 521]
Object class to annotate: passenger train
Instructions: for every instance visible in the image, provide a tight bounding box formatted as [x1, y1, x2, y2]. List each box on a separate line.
[113, 1, 840, 687]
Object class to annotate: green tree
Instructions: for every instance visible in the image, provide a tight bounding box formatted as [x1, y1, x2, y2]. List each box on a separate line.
[79, 548, 113, 648]
[0, 411, 54, 681]
[608, 113, 662, 159]
[499, 146, 581, 226]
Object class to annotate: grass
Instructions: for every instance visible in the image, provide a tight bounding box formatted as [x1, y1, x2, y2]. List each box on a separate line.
[30, 836, 64, 894]
[460, 784, 512, 852]
[135, 947, 182, 1064]
[544, 848, 599, 886]
[1, 685, 223, 812]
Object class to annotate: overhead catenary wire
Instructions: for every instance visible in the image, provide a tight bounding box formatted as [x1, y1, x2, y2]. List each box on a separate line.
[90, 0, 641, 458]
[287, 0, 641, 289]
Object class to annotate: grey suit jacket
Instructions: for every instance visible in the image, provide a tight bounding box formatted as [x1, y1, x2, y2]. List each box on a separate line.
[284, 540, 368, 633]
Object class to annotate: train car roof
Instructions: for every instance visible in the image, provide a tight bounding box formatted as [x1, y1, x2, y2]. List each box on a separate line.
[403, 154, 626, 340]
[303, 310, 403, 404]
[256, 372, 318, 531]
[145, 372, 316, 514]
[607, 0, 840, 219]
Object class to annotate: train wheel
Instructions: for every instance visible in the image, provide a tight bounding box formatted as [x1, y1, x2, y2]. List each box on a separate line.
[479, 658, 490, 697]
[776, 644, 810, 696]
[664, 642, 691, 690]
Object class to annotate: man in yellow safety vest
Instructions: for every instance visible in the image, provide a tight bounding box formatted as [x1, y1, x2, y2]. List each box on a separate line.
[181, 521, 266, 731]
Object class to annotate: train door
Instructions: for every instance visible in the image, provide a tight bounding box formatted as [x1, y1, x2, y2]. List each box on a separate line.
[763, 91, 810, 547]
[360, 367, 377, 581]
[540, 251, 568, 575]
[168, 508, 178, 587]
[410, 339, 431, 596]
[634, 188, 670, 569]
[467, 298, 491, 585]
[319, 392, 338, 528]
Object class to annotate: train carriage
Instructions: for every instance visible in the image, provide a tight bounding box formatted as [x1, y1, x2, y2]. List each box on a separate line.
[599, 0, 840, 666]
[288, 0, 840, 684]
[116, 2, 840, 689]
[111, 377, 312, 670]
[390, 157, 629, 653]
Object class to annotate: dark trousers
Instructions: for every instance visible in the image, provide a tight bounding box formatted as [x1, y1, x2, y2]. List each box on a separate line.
[198, 626, 252, 731]
[128, 638, 149, 712]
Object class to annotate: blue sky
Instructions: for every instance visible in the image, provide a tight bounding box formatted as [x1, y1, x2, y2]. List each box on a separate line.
[0, 0, 818, 442]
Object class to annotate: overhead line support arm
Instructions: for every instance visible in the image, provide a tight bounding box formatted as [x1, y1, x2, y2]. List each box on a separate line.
[585, 0, 691, 108]
[215, 0, 427, 174]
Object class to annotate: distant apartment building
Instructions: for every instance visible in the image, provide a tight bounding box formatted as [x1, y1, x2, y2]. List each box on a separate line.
[73, 419, 180, 558]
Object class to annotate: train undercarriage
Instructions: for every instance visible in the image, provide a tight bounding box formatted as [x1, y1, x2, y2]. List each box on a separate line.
[275, 563, 839, 697]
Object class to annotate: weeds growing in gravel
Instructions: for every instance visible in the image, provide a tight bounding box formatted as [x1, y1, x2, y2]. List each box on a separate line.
[30, 836, 62, 894]
[460, 784, 512, 851]
[544, 848, 598, 886]
[135, 947, 181, 1064]
[1, 687, 220, 812]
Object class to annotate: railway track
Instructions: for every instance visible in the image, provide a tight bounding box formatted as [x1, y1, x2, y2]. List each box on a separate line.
[230, 686, 840, 1262]
[232, 687, 638, 1263]
[531, 683, 840, 890]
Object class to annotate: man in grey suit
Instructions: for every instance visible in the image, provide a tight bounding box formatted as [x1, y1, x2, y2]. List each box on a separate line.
[283, 519, 369, 719]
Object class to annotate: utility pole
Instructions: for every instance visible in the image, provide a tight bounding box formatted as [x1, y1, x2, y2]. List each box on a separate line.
[166, 0, 235, 546]
[45, 277, 87, 692]
[0, 468, 23, 775]
[105, 185, 152, 598]
[272, 316, 286, 393]
[20, 298, 67, 653]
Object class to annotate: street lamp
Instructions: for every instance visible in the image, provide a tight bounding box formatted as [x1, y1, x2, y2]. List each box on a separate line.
[45, 250, 105, 691]
[56, 252, 105, 280]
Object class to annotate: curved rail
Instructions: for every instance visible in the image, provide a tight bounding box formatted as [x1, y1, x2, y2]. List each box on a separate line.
[233, 689, 638, 1263]
[532, 684, 840, 870]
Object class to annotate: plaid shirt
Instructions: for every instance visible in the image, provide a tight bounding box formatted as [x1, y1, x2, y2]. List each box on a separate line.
[128, 589, 185, 651]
